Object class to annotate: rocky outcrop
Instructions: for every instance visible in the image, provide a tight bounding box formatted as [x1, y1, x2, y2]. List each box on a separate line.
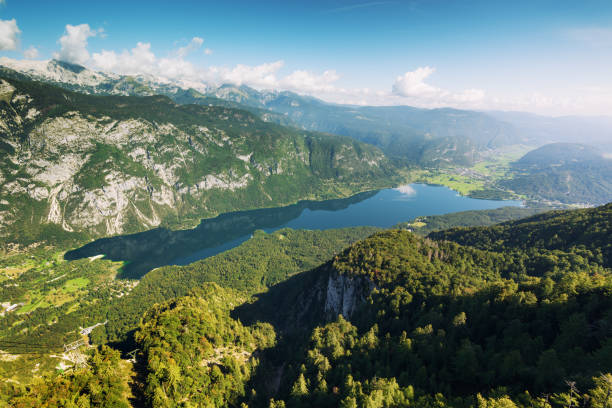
[323, 271, 375, 320]
[0, 77, 392, 242]
[0, 58, 189, 97]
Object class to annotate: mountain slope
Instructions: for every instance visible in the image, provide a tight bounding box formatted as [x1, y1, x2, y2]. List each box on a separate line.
[501, 143, 612, 205]
[207, 87, 522, 166]
[429, 202, 612, 267]
[0, 57, 191, 97]
[0, 76, 396, 244]
[1, 205, 610, 407]
[0, 60, 525, 167]
[230, 204, 611, 406]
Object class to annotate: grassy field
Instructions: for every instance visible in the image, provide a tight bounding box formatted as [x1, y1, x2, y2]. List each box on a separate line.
[409, 145, 535, 199]
[64, 277, 90, 293]
[472, 145, 533, 177]
[413, 171, 486, 195]
[0, 245, 139, 382]
[1, 245, 119, 313]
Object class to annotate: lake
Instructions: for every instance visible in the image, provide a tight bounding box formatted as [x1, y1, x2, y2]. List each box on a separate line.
[65, 184, 522, 278]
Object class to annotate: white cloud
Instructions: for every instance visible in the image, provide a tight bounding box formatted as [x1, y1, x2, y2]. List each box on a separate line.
[280, 69, 340, 93]
[23, 46, 39, 59]
[392, 66, 440, 98]
[66, 28, 340, 92]
[0, 19, 20, 51]
[54, 24, 100, 65]
[392, 66, 485, 107]
[205, 61, 284, 88]
[92, 39, 208, 82]
[90, 36, 207, 81]
[92, 42, 157, 75]
[176, 37, 204, 58]
[91, 42, 284, 89]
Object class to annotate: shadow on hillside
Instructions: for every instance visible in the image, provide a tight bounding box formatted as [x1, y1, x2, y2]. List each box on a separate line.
[230, 264, 333, 401]
[232, 264, 331, 333]
[234, 275, 612, 403]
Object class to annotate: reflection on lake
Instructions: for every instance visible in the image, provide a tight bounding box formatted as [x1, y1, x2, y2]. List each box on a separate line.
[65, 184, 522, 278]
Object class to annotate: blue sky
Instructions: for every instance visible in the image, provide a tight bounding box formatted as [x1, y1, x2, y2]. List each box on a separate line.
[1, 0, 611, 115]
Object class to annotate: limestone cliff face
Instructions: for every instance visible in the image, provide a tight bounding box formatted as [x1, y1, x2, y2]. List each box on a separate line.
[0, 58, 187, 97]
[323, 271, 375, 320]
[0, 78, 392, 243]
[255, 265, 377, 334]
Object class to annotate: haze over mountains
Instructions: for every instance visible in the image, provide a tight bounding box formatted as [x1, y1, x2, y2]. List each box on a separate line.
[1, 57, 610, 210]
[2, 57, 611, 158]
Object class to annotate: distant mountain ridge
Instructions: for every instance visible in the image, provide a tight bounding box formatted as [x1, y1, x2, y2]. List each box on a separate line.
[3, 58, 612, 183]
[0, 58, 524, 166]
[489, 111, 612, 150]
[502, 143, 612, 205]
[0, 57, 205, 97]
[199, 84, 523, 165]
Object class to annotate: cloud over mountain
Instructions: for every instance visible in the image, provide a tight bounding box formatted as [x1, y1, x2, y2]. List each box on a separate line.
[27, 22, 611, 116]
[54, 24, 101, 65]
[0, 18, 20, 51]
[392, 66, 485, 106]
[23, 46, 39, 59]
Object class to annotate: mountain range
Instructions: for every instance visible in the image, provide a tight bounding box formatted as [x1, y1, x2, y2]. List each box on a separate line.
[0, 57, 611, 408]
[1, 58, 612, 245]
[0, 75, 395, 245]
[4, 58, 611, 168]
[502, 143, 612, 205]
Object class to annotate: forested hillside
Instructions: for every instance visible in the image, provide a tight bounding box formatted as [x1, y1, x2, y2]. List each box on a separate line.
[0, 227, 379, 381]
[235, 204, 611, 407]
[429, 203, 612, 267]
[396, 206, 548, 235]
[501, 143, 612, 205]
[2, 205, 608, 407]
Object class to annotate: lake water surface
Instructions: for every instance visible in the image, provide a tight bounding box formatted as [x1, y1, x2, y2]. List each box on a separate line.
[65, 184, 522, 278]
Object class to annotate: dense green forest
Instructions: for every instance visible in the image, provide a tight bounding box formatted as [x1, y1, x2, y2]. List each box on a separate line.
[1, 204, 608, 407]
[429, 203, 612, 267]
[0, 227, 379, 380]
[128, 203, 610, 407]
[136, 284, 276, 407]
[92, 227, 380, 346]
[396, 206, 548, 236]
[0, 346, 133, 407]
